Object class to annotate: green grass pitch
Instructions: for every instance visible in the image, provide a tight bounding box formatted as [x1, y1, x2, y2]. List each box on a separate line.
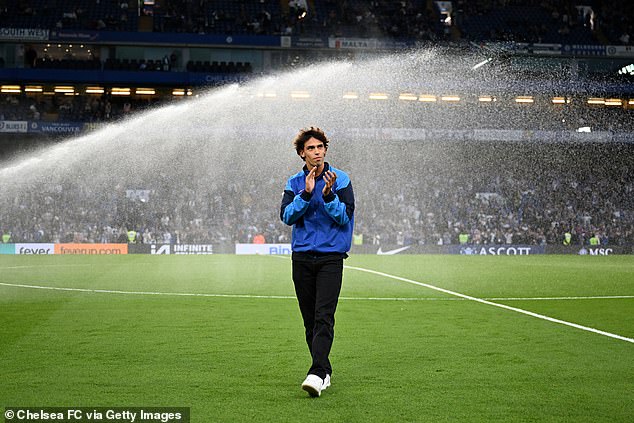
[1, 255, 633, 422]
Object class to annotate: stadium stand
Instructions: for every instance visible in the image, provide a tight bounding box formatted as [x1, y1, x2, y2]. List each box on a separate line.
[0, 0, 633, 248]
[1, 0, 633, 126]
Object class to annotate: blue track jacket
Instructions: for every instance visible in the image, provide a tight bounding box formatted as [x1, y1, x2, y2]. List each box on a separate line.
[280, 163, 355, 254]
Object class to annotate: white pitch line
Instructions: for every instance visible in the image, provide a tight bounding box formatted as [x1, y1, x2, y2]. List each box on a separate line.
[485, 295, 634, 301]
[1, 281, 632, 305]
[0, 281, 510, 302]
[0, 281, 451, 301]
[1, 275, 633, 345]
[344, 265, 634, 344]
[0, 281, 472, 302]
[0, 282, 296, 300]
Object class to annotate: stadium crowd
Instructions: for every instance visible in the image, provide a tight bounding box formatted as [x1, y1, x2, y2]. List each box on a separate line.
[1, 142, 632, 248]
[352, 144, 633, 248]
[0, 94, 160, 122]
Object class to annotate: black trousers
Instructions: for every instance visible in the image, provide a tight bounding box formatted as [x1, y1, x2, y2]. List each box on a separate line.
[292, 253, 344, 380]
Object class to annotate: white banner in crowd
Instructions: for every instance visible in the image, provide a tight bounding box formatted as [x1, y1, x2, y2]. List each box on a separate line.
[0, 121, 28, 133]
[0, 27, 49, 41]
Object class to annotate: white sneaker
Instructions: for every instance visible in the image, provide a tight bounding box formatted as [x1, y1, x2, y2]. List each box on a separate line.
[322, 374, 331, 391]
[301, 374, 323, 397]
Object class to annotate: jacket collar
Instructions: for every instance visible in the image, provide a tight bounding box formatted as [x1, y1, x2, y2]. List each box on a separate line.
[303, 162, 330, 179]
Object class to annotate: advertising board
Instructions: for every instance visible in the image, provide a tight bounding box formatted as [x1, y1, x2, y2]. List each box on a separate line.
[548, 245, 629, 255]
[15, 243, 55, 255]
[144, 244, 214, 254]
[54, 244, 128, 254]
[235, 244, 292, 255]
[0, 27, 49, 41]
[350, 244, 547, 255]
[0, 121, 28, 133]
[0, 244, 14, 254]
[452, 245, 546, 255]
[28, 121, 84, 134]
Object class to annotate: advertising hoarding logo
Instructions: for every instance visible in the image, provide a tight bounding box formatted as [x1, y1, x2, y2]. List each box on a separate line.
[459, 246, 541, 255]
[151, 244, 171, 255]
[578, 247, 614, 255]
[235, 244, 291, 255]
[0, 27, 49, 41]
[54, 244, 128, 254]
[0, 121, 28, 133]
[16, 243, 55, 254]
[376, 246, 411, 255]
[29, 122, 83, 134]
[173, 244, 213, 254]
[150, 244, 213, 254]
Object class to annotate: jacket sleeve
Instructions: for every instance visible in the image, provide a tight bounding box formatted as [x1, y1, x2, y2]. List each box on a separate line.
[323, 181, 355, 226]
[280, 188, 312, 226]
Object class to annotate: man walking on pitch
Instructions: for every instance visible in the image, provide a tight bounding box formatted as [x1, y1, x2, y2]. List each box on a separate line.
[280, 127, 355, 397]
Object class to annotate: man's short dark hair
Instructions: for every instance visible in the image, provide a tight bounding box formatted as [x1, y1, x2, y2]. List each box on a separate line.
[293, 127, 329, 160]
